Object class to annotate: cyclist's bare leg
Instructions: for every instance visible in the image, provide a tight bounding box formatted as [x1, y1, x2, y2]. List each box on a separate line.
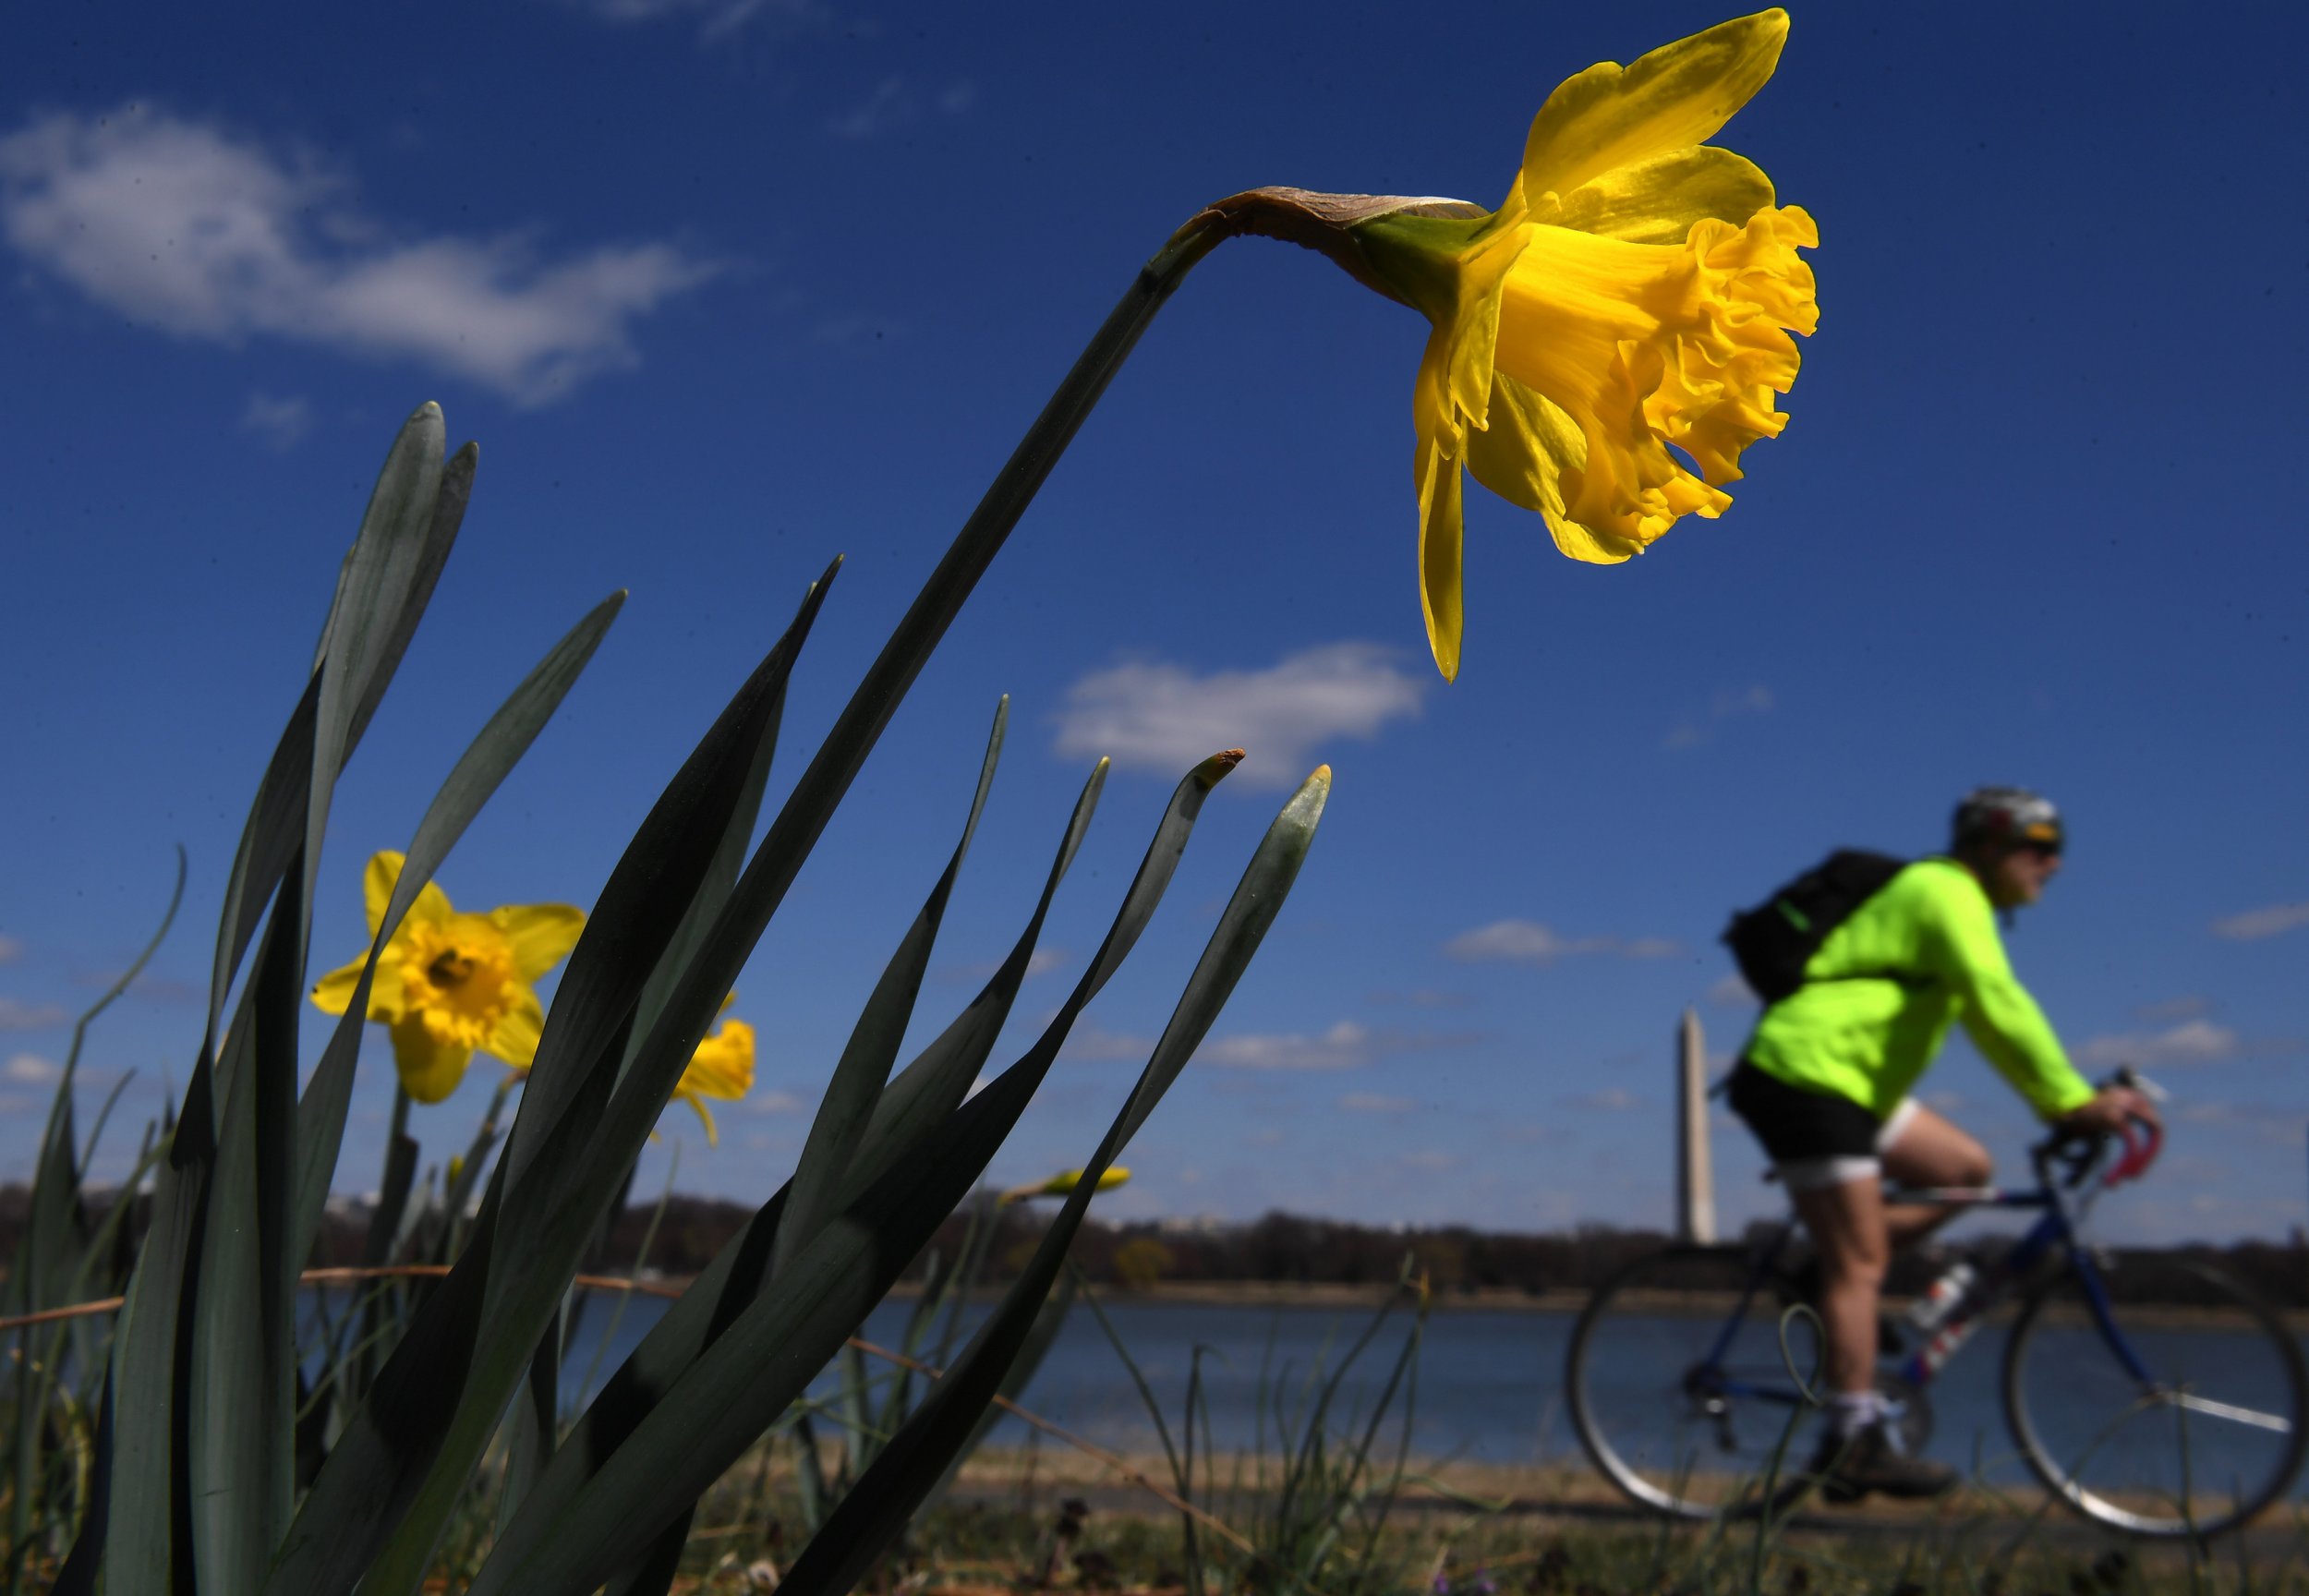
[1878, 1103, 1991, 1254]
[1789, 1176, 1888, 1397]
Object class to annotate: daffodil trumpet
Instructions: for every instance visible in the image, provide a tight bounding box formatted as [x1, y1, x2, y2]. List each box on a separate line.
[1184, 10, 1818, 681]
[310, 851, 584, 1104]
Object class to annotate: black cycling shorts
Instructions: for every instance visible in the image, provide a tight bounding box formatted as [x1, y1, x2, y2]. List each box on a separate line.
[1726, 1059, 1887, 1166]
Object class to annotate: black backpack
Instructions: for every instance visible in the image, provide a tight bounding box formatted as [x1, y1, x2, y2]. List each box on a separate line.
[1722, 850, 1906, 1003]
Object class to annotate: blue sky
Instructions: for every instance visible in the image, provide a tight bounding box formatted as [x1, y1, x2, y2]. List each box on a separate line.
[3, 2, 2304, 1246]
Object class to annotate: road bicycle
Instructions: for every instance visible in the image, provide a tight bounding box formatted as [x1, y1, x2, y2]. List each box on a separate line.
[1564, 1086, 2307, 1536]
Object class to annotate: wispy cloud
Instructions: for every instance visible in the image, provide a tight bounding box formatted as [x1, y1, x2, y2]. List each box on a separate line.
[1053, 643, 1426, 790]
[936, 948, 1068, 985]
[240, 392, 312, 450]
[550, 0, 821, 42]
[1707, 973, 1756, 1007]
[0, 998, 67, 1031]
[1056, 1020, 1154, 1066]
[745, 1089, 806, 1114]
[2134, 994, 2208, 1022]
[5, 1053, 61, 1085]
[1338, 1091, 1417, 1115]
[1195, 1020, 1478, 1071]
[0, 936, 22, 965]
[1563, 1087, 1642, 1112]
[2074, 1019, 2240, 1070]
[2211, 901, 2309, 941]
[1663, 684, 1772, 751]
[827, 75, 978, 140]
[1444, 920, 1679, 966]
[0, 105, 719, 405]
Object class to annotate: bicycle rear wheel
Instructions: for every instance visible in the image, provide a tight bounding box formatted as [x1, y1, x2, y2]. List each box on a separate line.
[2004, 1256, 2307, 1536]
[1566, 1247, 1826, 1518]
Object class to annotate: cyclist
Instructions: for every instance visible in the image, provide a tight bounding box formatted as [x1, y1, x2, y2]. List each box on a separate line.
[1723, 787, 2161, 1503]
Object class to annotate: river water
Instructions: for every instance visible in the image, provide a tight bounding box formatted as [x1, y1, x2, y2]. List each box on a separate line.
[532, 1291, 2307, 1502]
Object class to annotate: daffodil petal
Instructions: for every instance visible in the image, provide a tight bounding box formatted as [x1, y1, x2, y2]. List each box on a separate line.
[1414, 431, 1466, 683]
[484, 986, 547, 1069]
[309, 949, 407, 1022]
[681, 1019, 755, 1101]
[1549, 145, 1775, 244]
[679, 1090, 719, 1145]
[489, 902, 586, 982]
[364, 850, 452, 939]
[1464, 376, 1578, 518]
[1520, 10, 1787, 201]
[310, 954, 366, 1018]
[390, 1019, 473, 1105]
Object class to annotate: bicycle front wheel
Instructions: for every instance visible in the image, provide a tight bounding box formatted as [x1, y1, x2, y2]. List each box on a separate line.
[1566, 1247, 1824, 1518]
[2004, 1256, 2308, 1536]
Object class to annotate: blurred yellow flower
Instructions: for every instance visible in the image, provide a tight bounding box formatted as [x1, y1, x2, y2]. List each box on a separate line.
[671, 1005, 756, 1145]
[1347, 9, 1817, 679]
[309, 851, 585, 1104]
[998, 1167, 1130, 1204]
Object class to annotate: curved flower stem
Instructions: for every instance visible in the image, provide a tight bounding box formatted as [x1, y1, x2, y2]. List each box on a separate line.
[835, 214, 1227, 736]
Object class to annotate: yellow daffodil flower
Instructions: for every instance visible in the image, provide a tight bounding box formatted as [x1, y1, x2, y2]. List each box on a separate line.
[671, 1003, 756, 1145]
[1372, 9, 1815, 678]
[309, 851, 585, 1104]
[1206, 11, 1815, 680]
[997, 1167, 1130, 1204]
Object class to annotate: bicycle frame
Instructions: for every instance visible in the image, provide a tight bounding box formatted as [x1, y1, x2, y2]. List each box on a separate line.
[1693, 1128, 2159, 1409]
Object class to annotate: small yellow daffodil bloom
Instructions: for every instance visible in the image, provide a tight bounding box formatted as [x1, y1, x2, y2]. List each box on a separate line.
[997, 1167, 1130, 1205]
[1326, 10, 1817, 679]
[309, 851, 585, 1104]
[671, 1000, 756, 1145]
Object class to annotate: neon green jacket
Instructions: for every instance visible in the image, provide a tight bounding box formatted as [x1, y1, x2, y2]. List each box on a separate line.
[1744, 857, 2095, 1120]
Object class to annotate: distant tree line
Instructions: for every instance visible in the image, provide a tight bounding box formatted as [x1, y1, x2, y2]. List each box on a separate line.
[6, 1187, 2303, 1309]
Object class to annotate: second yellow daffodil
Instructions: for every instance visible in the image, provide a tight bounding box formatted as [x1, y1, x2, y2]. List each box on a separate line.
[671, 1001, 756, 1145]
[310, 851, 585, 1104]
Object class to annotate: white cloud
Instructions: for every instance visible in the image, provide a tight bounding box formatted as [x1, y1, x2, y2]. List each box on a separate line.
[240, 392, 311, 450]
[1338, 1092, 1416, 1115]
[1565, 1087, 1641, 1112]
[0, 106, 719, 405]
[827, 76, 977, 140]
[1663, 684, 1773, 751]
[2134, 994, 2208, 1022]
[1707, 973, 1756, 1007]
[937, 947, 1068, 985]
[746, 1089, 805, 1113]
[1201, 1020, 1374, 1071]
[2074, 1019, 2240, 1070]
[0, 935, 22, 964]
[1194, 1020, 1478, 1072]
[1444, 919, 1679, 965]
[1399, 1150, 1460, 1173]
[5, 1053, 61, 1085]
[1053, 643, 1426, 790]
[1057, 1019, 1152, 1065]
[2211, 901, 2309, 941]
[0, 997, 67, 1031]
[551, 0, 818, 41]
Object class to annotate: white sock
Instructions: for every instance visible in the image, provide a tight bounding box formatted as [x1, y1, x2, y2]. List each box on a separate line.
[1828, 1390, 1886, 1439]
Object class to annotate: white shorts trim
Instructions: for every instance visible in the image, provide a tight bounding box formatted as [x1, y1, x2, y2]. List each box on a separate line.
[1777, 1098, 1921, 1192]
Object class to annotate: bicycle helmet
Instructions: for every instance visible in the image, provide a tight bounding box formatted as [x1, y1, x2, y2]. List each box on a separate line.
[1951, 786, 2063, 853]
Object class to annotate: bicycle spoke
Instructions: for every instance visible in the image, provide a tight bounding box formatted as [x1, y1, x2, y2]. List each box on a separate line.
[2161, 1391, 2294, 1436]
